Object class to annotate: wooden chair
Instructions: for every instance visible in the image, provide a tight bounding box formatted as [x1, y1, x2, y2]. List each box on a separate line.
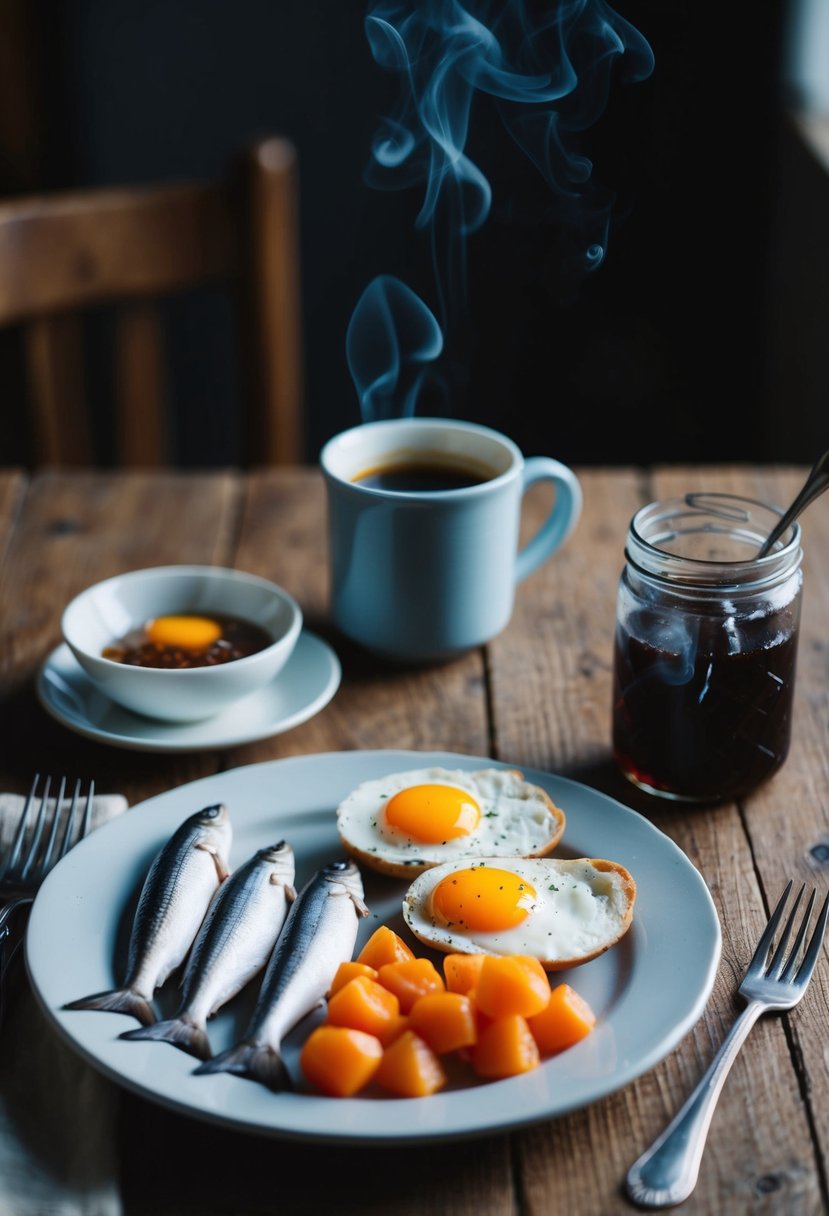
[0, 136, 304, 466]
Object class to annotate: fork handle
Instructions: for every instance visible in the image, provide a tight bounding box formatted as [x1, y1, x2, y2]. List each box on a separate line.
[625, 1000, 764, 1208]
[0, 896, 33, 937]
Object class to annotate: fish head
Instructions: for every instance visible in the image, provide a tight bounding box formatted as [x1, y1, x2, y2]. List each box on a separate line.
[257, 840, 291, 860]
[257, 840, 296, 881]
[195, 803, 229, 827]
[193, 803, 233, 858]
[322, 857, 365, 901]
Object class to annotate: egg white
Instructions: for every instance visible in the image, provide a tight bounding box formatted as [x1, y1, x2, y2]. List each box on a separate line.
[335, 767, 565, 878]
[402, 856, 636, 970]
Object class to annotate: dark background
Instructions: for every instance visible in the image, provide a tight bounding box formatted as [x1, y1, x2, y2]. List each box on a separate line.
[1, 0, 826, 468]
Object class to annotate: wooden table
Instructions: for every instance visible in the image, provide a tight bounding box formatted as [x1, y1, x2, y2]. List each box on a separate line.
[0, 464, 826, 1215]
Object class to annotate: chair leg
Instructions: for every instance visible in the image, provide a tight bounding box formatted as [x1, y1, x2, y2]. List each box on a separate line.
[25, 314, 94, 465]
[115, 301, 169, 467]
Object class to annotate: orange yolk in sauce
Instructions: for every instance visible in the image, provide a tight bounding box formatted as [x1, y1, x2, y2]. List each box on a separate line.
[146, 615, 223, 651]
[431, 867, 537, 932]
[384, 785, 480, 844]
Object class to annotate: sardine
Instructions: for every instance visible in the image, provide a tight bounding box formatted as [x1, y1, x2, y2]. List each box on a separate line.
[119, 840, 296, 1059]
[65, 804, 232, 1026]
[195, 857, 368, 1090]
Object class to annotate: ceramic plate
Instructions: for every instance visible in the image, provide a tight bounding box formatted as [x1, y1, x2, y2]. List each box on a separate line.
[36, 633, 341, 753]
[26, 751, 721, 1143]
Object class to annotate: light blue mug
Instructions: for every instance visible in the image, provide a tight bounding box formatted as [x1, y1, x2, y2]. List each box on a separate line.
[320, 418, 582, 663]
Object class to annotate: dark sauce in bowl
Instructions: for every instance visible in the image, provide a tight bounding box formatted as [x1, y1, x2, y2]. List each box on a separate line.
[102, 613, 273, 669]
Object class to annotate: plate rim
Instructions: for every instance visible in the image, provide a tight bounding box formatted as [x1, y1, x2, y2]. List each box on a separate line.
[35, 633, 342, 753]
[26, 749, 722, 1143]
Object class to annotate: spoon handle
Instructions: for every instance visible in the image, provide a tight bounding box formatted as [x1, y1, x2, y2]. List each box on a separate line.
[757, 450, 829, 557]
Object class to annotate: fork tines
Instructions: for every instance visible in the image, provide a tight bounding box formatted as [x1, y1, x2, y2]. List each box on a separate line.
[759, 880, 829, 986]
[1, 774, 95, 886]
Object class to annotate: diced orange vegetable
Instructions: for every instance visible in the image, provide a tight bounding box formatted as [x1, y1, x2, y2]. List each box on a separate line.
[408, 991, 477, 1054]
[302, 934, 599, 1101]
[300, 1025, 383, 1097]
[443, 952, 486, 995]
[356, 925, 415, 969]
[375, 1030, 447, 1097]
[328, 960, 378, 996]
[471, 1014, 540, 1079]
[527, 983, 597, 1054]
[474, 955, 551, 1019]
[326, 975, 401, 1044]
[381, 1013, 410, 1045]
[377, 957, 445, 1013]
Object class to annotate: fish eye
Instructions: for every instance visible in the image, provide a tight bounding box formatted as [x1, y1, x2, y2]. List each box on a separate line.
[203, 804, 223, 819]
[329, 859, 350, 872]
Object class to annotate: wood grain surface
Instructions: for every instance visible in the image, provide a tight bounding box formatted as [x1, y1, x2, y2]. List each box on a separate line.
[0, 465, 826, 1216]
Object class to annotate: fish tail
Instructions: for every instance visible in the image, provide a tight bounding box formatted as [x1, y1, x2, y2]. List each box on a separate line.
[119, 1014, 212, 1061]
[194, 1040, 291, 1091]
[63, 987, 156, 1026]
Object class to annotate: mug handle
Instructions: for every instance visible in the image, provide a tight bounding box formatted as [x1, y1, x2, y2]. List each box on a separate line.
[515, 458, 583, 584]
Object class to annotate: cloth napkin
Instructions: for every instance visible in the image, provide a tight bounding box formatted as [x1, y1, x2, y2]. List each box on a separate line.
[0, 789, 128, 1216]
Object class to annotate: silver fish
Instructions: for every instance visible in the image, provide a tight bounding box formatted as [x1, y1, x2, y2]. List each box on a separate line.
[195, 857, 368, 1090]
[119, 840, 296, 1059]
[65, 804, 232, 1026]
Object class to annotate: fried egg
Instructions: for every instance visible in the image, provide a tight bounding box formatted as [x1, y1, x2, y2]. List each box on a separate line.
[335, 767, 565, 878]
[402, 856, 636, 970]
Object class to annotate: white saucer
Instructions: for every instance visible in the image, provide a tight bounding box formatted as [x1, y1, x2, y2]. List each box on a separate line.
[36, 633, 341, 753]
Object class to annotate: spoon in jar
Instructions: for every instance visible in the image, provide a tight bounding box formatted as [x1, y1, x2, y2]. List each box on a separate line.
[757, 450, 829, 558]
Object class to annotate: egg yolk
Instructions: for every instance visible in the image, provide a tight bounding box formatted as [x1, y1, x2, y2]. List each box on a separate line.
[384, 784, 480, 844]
[431, 867, 537, 932]
[146, 615, 222, 651]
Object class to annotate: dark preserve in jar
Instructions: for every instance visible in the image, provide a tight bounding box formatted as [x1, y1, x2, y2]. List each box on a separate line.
[612, 494, 803, 804]
[613, 613, 799, 802]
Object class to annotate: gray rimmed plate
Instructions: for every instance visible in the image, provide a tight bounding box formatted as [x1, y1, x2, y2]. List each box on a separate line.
[26, 750, 721, 1143]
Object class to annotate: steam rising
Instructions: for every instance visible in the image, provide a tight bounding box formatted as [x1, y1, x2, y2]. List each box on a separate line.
[348, 0, 654, 421]
[346, 275, 443, 421]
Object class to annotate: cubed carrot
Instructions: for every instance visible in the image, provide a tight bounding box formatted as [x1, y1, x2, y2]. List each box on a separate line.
[375, 1030, 447, 1097]
[527, 983, 597, 1055]
[328, 960, 378, 997]
[356, 925, 415, 969]
[381, 1012, 410, 1045]
[443, 952, 487, 995]
[326, 975, 401, 1044]
[471, 1014, 540, 1079]
[408, 991, 477, 1054]
[300, 1025, 383, 1097]
[377, 957, 445, 1013]
[474, 955, 551, 1019]
[457, 993, 493, 1062]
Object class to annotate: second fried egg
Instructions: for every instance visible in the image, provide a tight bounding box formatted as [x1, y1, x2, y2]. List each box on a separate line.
[403, 856, 637, 969]
[335, 766, 565, 878]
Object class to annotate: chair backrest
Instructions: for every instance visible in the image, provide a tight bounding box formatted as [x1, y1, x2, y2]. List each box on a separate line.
[0, 136, 303, 466]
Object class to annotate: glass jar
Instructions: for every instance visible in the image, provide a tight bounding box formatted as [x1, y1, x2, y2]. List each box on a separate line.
[611, 493, 803, 803]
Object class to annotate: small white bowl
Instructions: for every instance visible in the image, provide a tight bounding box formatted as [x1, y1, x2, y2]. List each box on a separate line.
[61, 566, 303, 722]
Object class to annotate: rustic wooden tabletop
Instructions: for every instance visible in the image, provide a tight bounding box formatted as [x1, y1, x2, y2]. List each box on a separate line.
[0, 464, 826, 1215]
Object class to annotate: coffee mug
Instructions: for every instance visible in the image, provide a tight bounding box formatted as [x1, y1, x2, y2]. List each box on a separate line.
[320, 417, 582, 662]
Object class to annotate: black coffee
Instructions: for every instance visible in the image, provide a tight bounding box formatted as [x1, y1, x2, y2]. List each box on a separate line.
[353, 459, 494, 492]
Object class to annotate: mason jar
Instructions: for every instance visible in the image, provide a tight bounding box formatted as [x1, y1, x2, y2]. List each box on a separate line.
[611, 493, 803, 803]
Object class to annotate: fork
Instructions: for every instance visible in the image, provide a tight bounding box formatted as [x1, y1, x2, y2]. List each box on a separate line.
[626, 880, 829, 1209]
[0, 774, 95, 1011]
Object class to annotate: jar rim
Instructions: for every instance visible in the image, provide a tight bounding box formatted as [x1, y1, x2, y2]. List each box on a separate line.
[626, 493, 802, 589]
